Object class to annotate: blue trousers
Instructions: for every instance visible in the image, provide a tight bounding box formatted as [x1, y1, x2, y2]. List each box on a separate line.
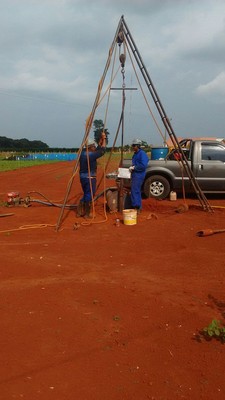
[80, 177, 96, 202]
[131, 173, 145, 209]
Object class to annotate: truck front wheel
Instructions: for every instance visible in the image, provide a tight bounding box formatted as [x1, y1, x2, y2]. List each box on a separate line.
[143, 175, 171, 199]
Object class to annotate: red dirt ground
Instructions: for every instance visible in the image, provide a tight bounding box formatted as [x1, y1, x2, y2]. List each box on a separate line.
[0, 162, 225, 400]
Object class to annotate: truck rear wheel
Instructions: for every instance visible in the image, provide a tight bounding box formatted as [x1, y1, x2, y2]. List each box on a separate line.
[143, 175, 170, 199]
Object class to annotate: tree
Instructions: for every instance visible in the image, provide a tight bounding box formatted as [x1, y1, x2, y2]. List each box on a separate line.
[141, 140, 148, 147]
[93, 119, 110, 145]
[0, 136, 49, 151]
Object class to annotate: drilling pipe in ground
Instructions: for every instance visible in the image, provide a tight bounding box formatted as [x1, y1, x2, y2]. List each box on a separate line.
[196, 229, 225, 237]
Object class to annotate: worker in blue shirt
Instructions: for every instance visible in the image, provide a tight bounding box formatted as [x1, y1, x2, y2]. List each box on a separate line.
[77, 132, 106, 218]
[129, 138, 149, 212]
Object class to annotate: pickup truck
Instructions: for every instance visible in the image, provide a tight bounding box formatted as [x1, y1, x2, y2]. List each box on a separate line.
[118, 139, 225, 199]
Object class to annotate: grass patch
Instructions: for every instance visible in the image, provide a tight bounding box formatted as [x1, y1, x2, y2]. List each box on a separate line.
[0, 159, 60, 172]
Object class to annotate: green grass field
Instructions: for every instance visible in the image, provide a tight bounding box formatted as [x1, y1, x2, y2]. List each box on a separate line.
[0, 151, 137, 173]
[0, 159, 60, 172]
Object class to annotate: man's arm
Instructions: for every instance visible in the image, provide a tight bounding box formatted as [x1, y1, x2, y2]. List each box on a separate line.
[91, 132, 107, 160]
[98, 131, 106, 148]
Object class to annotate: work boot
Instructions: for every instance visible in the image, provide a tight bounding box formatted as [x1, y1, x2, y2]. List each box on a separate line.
[76, 201, 85, 217]
[84, 202, 92, 219]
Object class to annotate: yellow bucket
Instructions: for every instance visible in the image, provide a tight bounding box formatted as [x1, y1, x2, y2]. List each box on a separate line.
[123, 209, 137, 226]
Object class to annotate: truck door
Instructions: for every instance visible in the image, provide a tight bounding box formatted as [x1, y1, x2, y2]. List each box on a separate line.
[195, 142, 225, 191]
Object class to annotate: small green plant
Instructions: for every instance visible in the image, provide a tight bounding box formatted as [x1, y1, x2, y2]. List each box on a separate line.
[203, 319, 225, 342]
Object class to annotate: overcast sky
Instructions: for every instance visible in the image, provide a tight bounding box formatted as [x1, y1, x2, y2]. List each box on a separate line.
[0, 0, 225, 148]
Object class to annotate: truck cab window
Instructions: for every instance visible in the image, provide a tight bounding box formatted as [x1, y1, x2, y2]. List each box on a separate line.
[201, 143, 225, 162]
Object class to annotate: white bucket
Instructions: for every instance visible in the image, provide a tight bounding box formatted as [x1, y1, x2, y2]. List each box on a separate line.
[123, 209, 137, 226]
[170, 191, 177, 201]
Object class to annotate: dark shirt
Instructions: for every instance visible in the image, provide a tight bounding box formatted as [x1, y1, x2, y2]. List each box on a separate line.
[79, 146, 106, 178]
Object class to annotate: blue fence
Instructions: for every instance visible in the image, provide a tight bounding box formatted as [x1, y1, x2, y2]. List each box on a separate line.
[16, 153, 78, 161]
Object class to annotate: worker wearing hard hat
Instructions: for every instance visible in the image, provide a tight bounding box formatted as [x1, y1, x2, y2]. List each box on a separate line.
[129, 138, 149, 212]
[77, 132, 106, 218]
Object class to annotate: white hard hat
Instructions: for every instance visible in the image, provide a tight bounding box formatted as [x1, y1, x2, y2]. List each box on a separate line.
[86, 138, 96, 147]
[132, 138, 142, 146]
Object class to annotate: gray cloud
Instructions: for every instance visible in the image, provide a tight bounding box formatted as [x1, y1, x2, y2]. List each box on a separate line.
[196, 71, 225, 96]
[0, 0, 225, 147]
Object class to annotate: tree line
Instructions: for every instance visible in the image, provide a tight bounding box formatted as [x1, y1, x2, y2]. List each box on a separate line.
[0, 136, 49, 152]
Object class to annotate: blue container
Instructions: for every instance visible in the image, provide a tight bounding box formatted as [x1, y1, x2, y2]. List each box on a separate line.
[151, 147, 169, 160]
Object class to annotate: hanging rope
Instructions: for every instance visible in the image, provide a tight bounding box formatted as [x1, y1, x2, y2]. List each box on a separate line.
[84, 35, 128, 218]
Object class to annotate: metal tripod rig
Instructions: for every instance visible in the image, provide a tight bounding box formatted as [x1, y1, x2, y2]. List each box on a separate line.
[56, 15, 213, 230]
